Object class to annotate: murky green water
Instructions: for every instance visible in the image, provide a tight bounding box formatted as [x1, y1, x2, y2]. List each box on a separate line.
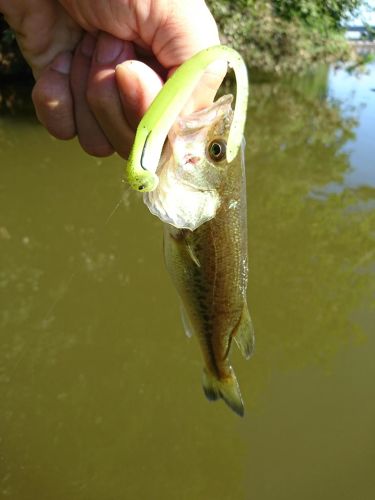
[1, 63, 374, 500]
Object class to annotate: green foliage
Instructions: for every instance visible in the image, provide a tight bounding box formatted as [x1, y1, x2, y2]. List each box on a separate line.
[272, 0, 362, 29]
[207, 0, 363, 76]
[362, 22, 375, 40]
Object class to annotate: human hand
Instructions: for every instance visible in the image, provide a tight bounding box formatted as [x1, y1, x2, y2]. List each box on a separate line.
[0, 0, 222, 158]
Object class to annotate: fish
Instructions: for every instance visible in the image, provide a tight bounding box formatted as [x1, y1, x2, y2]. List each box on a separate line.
[144, 94, 255, 416]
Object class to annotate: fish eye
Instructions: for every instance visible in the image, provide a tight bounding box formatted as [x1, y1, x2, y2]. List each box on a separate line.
[208, 139, 227, 162]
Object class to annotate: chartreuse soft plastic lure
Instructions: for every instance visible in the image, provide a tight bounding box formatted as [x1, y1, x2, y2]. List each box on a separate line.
[125, 45, 248, 192]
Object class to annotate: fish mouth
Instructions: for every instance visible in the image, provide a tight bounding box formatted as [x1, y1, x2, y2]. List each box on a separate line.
[143, 95, 234, 230]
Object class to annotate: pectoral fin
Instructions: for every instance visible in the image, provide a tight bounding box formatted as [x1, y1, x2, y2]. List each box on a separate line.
[186, 242, 200, 267]
[233, 303, 255, 360]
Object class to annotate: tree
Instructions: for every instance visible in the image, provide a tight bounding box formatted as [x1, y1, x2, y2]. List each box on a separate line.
[207, 0, 364, 75]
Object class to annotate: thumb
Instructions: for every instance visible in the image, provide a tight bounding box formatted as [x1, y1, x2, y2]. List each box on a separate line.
[115, 60, 163, 131]
[167, 59, 227, 115]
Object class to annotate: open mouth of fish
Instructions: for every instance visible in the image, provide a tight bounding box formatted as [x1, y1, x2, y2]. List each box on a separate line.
[143, 94, 234, 231]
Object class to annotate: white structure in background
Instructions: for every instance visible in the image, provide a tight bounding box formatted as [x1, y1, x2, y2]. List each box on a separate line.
[344, 0, 375, 39]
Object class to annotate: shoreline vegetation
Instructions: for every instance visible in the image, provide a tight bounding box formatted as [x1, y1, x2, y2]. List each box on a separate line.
[206, 0, 365, 77]
[0, 1, 371, 111]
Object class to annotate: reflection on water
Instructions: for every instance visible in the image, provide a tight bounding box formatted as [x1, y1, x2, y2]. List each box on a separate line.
[0, 64, 374, 499]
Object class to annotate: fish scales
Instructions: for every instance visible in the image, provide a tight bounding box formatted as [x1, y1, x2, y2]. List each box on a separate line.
[148, 95, 254, 416]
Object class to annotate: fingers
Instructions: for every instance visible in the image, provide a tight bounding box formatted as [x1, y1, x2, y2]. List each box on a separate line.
[32, 52, 76, 140]
[85, 33, 137, 159]
[32, 29, 166, 159]
[68, 32, 162, 159]
[70, 33, 114, 157]
[32, 31, 163, 159]
[70, 32, 163, 159]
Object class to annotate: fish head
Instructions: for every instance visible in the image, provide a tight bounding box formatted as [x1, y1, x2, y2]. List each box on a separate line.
[143, 95, 234, 230]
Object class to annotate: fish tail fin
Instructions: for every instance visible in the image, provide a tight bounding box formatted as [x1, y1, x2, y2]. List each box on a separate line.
[234, 303, 255, 360]
[202, 367, 244, 417]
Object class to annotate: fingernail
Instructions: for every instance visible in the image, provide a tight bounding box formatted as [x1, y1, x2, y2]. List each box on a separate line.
[81, 34, 96, 58]
[96, 36, 123, 64]
[51, 52, 72, 75]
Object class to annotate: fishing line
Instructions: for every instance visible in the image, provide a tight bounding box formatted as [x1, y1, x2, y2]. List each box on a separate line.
[104, 196, 124, 226]
[39, 190, 126, 327]
[8, 193, 126, 379]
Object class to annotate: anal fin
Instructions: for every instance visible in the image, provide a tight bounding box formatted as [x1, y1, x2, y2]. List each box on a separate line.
[233, 303, 255, 360]
[180, 302, 193, 338]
